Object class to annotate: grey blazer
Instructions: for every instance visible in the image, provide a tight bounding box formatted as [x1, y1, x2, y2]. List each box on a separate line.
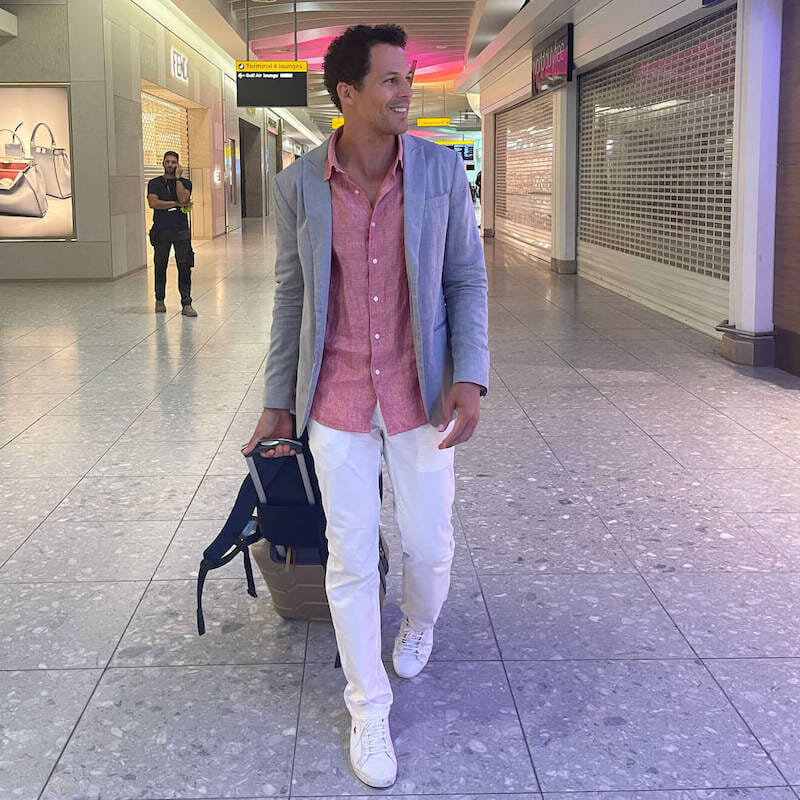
[262, 132, 489, 432]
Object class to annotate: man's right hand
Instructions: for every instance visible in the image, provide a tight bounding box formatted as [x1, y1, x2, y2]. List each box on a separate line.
[243, 408, 295, 458]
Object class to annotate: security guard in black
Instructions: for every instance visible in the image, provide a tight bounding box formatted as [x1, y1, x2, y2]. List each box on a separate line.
[147, 150, 196, 315]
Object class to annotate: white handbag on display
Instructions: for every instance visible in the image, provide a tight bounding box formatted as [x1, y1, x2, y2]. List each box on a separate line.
[2, 127, 26, 159]
[30, 122, 72, 199]
[0, 159, 49, 218]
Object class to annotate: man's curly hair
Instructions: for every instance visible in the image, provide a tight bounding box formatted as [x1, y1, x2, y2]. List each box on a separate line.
[323, 24, 408, 112]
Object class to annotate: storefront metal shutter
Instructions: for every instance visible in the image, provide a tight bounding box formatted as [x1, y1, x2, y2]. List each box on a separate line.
[495, 94, 554, 262]
[577, 7, 736, 333]
[142, 92, 190, 185]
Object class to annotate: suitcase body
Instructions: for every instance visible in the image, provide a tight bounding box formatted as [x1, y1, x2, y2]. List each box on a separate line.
[250, 534, 389, 622]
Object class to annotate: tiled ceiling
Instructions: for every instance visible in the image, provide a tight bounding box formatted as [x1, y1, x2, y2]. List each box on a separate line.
[226, 0, 481, 136]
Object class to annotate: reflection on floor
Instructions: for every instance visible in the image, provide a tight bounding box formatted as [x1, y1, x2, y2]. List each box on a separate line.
[2, 220, 800, 799]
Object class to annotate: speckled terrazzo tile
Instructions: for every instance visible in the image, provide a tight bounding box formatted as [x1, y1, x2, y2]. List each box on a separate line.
[704, 470, 800, 512]
[646, 573, 800, 657]
[120, 411, 235, 442]
[292, 660, 537, 795]
[707, 659, 800, 783]
[543, 791, 794, 800]
[544, 432, 681, 474]
[0, 440, 110, 478]
[88, 439, 221, 477]
[0, 520, 176, 582]
[40, 664, 300, 800]
[112, 579, 307, 667]
[0, 414, 36, 445]
[0, 581, 146, 669]
[482, 573, 690, 660]
[653, 433, 798, 470]
[306, 571, 498, 664]
[739, 513, 800, 567]
[147, 388, 249, 414]
[0, 669, 101, 800]
[0, 477, 80, 525]
[13, 412, 139, 444]
[525, 402, 641, 438]
[152, 519, 231, 580]
[0, 519, 38, 565]
[51, 475, 202, 522]
[577, 470, 726, 516]
[507, 659, 780, 792]
[456, 470, 588, 518]
[48, 391, 153, 416]
[207, 437, 253, 475]
[462, 511, 633, 574]
[458, 434, 554, 475]
[604, 512, 786, 573]
[498, 365, 590, 393]
[184, 474, 248, 520]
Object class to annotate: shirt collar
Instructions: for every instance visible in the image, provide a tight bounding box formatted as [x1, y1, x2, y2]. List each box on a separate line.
[324, 128, 404, 181]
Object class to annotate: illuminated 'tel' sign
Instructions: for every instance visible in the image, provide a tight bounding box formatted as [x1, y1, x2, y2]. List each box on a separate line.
[171, 49, 189, 83]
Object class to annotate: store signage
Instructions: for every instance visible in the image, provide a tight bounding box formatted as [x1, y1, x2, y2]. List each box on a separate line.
[435, 140, 475, 161]
[236, 61, 308, 108]
[417, 117, 451, 127]
[171, 49, 189, 83]
[532, 23, 573, 95]
[332, 117, 344, 129]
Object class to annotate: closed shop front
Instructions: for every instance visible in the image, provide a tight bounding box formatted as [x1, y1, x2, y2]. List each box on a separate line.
[494, 94, 554, 263]
[142, 91, 191, 186]
[577, 7, 737, 333]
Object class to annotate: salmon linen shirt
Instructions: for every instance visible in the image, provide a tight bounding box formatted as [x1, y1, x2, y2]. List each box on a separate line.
[309, 130, 428, 435]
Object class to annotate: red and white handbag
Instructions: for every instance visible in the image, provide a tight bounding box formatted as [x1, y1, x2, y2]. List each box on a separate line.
[0, 159, 49, 218]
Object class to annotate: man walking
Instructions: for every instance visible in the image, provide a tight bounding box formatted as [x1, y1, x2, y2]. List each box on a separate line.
[146, 150, 197, 316]
[245, 24, 488, 789]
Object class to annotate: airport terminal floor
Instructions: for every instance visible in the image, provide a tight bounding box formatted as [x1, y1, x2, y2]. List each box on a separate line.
[2, 221, 800, 798]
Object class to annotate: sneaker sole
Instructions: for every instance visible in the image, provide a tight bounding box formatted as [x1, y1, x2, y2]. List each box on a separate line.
[352, 765, 397, 789]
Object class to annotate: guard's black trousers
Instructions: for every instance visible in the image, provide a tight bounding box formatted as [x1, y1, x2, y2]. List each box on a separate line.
[153, 228, 192, 305]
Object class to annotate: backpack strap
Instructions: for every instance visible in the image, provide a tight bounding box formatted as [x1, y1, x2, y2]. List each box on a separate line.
[196, 522, 264, 635]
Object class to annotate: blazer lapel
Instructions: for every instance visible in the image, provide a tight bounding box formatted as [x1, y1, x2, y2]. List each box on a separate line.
[402, 133, 426, 293]
[301, 142, 333, 319]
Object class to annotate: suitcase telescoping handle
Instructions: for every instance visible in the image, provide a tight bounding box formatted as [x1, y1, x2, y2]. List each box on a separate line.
[243, 439, 316, 506]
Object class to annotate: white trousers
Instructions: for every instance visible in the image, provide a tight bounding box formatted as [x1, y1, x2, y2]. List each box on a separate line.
[307, 405, 456, 720]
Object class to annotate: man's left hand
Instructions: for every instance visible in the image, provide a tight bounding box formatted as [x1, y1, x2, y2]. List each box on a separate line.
[438, 382, 482, 449]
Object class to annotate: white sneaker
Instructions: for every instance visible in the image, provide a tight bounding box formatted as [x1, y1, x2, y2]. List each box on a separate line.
[349, 716, 397, 788]
[392, 617, 434, 679]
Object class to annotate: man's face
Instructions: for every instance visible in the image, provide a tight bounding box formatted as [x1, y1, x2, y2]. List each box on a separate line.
[163, 155, 179, 175]
[342, 43, 413, 136]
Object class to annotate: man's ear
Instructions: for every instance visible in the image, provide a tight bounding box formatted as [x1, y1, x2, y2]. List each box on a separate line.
[337, 82, 355, 109]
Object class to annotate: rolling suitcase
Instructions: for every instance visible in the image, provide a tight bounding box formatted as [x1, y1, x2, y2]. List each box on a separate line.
[244, 441, 389, 623]
[196, 428, 388, 658]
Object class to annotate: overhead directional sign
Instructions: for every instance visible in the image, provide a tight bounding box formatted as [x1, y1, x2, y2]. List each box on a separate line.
[417, 117, 451, 127]
[236, 61, 308, 108]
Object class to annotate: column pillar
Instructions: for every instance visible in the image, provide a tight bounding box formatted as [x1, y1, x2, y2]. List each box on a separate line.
[551, 81, 577, 274]
[481, 112, 495, 237]
[723, 0, 784, 365]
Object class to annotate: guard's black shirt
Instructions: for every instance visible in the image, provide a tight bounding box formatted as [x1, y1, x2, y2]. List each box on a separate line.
[148, 176, 192, 231]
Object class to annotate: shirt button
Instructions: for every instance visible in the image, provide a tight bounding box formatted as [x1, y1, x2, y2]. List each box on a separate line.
[373, 296, 379, 302]
[354, 189, 360, 195]
[374, 333, 380, 340]
[372, 258, 378, 264]
[375, 369, 381, 375]
[371, 222, 376, 227]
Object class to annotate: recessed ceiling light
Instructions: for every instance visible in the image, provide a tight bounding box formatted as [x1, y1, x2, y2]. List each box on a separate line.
[436, 44, 448, 49]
